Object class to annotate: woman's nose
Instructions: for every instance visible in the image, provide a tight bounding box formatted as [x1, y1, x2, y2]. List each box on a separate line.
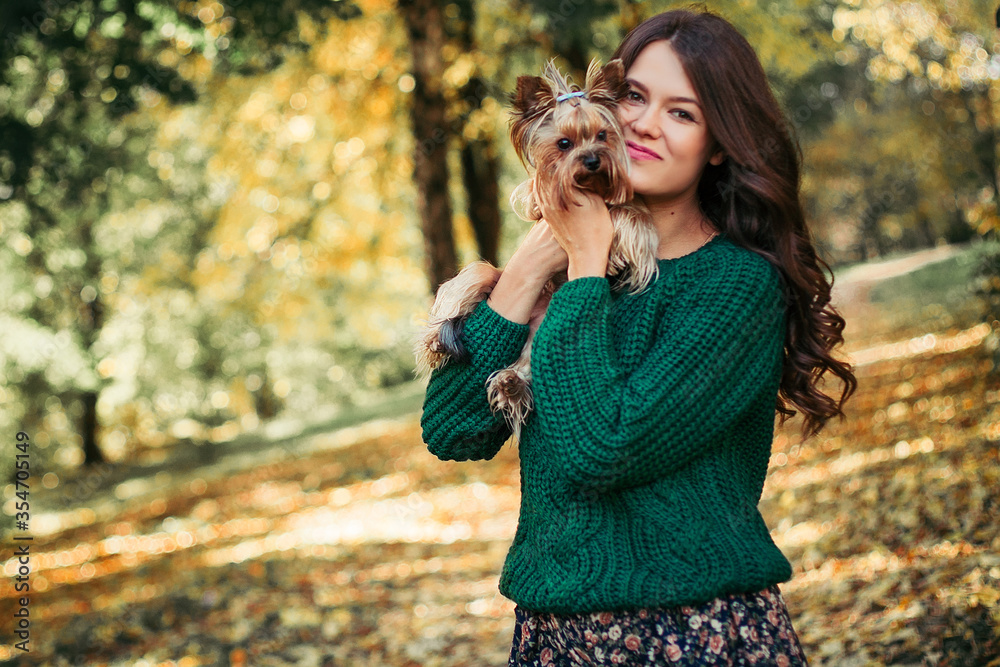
[629, 107, 659, 138]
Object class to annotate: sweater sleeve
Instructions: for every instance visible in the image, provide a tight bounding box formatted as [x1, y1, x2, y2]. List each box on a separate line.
[530, 257, 786, 492]
[420, 297, 531, 461]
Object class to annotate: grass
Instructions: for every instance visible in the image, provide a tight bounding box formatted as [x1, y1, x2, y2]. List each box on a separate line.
[834, 242, 993, 351]
[865, 243, 991, 336]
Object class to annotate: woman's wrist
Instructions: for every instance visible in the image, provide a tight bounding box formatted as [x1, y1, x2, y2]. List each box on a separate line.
[486, 263, 550, 325]
[567, 252, 609, 281]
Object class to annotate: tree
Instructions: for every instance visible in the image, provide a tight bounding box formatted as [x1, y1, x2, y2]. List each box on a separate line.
[399, 0, 458, 293]
[830, 0, 998, 233]
[455, 0, 503, 268]
[0, 0, 359, 467]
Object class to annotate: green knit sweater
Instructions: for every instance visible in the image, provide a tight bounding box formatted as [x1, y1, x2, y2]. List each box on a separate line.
[420, 234, 794, 614]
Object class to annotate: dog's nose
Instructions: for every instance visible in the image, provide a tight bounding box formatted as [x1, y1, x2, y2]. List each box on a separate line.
[583, 154, 601, 171]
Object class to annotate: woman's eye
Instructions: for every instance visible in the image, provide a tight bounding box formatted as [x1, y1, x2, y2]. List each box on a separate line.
[673, 110, 695, 122]
[597, 130, 607, 141]
[557, 138, 572, 150]
[627, 90, 643, 102]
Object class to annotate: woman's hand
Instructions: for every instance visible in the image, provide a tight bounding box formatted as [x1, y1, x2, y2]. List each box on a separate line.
[486, 220, 568, 325]
[507, 218, 570, 282]
[535, 183, 613, 281]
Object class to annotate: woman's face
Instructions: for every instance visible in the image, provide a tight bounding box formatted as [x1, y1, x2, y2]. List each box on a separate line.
[617, 40, 724, 203]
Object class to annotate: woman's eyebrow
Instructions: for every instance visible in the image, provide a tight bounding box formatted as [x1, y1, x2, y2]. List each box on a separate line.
[625, 77, 701, 108]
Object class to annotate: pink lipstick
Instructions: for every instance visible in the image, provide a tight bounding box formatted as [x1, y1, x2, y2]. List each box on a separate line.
[627, 141, 661, 161]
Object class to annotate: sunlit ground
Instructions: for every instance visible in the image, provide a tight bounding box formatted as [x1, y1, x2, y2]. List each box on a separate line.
[2, 243, 998, 666]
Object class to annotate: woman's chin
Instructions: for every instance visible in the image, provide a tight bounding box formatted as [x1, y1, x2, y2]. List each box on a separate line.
[629, 174, 672, 199]
[630, 182, 665, 199]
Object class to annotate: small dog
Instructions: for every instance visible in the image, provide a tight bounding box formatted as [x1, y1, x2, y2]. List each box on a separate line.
[415, 58, 658, 441]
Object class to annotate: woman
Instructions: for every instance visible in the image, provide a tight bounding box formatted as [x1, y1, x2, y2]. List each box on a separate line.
[420, 7, 856, 665]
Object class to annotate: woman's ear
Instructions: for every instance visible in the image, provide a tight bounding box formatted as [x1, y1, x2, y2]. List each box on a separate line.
[709, 147, 726, 166]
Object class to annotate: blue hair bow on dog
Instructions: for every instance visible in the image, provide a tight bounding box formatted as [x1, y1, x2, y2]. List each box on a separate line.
[556, 91, 586, 102]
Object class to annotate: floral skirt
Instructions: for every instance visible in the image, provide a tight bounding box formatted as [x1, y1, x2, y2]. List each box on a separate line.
[507, 584, 809, 666]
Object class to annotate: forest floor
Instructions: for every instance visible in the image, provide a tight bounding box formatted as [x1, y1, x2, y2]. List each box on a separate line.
[3, 241, 999, 667]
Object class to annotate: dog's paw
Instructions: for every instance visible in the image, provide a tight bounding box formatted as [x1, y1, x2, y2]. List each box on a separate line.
[414, 338, 446, 379]
[486, 368, 533, 430]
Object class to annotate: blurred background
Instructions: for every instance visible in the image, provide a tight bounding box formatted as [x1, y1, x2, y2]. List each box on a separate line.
[1, 0, 998, 665]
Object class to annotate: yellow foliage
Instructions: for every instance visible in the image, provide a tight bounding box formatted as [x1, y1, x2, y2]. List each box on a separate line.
[846, 0, 993, 92]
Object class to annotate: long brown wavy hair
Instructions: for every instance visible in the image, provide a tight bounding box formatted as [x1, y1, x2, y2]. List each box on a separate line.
[612, 6, 857, 438]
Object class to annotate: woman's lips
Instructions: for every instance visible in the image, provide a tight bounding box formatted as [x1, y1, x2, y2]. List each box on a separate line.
[627, 141, 661, 161]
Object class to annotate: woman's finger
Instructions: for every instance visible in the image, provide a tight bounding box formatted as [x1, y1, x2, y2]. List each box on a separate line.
[507, 219, 569, 281]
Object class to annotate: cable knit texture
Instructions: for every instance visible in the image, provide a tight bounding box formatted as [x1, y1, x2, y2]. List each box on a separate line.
[420, 234, 793, 614]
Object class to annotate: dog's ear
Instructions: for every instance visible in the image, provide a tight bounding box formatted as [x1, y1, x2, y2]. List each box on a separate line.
[511, 75, 554, 119]
[509, 75, 554, 166]
[585, 58, 629, 107]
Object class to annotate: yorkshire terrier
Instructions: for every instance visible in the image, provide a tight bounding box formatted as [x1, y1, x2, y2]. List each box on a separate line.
[414, 58, 658, 441]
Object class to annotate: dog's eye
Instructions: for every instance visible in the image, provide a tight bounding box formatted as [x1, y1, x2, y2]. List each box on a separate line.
[597, 130, 607, 141]
[557, 138, 572, 151]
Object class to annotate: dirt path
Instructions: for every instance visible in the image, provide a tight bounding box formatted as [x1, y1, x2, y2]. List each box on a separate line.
[830, 244, 964, 309]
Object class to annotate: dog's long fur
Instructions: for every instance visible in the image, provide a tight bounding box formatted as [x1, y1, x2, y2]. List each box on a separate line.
[414, 58, 659, 442]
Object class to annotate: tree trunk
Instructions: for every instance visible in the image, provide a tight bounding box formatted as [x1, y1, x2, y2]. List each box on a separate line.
[860, 213, 887, 258]
[452, 1, 502, 266]
[917, 213, 935, 247]
[81, 390, 104, 466]
[460, 137, 501, 266]
[254, 368, 280, 420]
[959, 86, 999, 200]
[80, 218, 106, 466]
[399, 0, 458, 294]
